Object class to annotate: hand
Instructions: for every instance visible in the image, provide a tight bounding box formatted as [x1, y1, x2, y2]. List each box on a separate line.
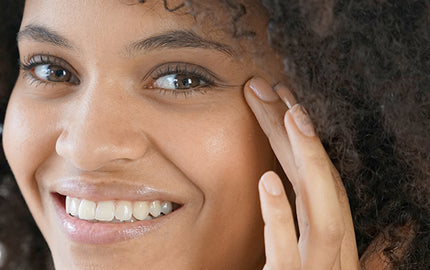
[244, 77, 360, 269]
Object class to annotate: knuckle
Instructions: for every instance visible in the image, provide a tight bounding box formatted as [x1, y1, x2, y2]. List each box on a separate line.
[296, 153, 329, 175]
[270, 208, 293, 226]
[312, 220, 345, 245]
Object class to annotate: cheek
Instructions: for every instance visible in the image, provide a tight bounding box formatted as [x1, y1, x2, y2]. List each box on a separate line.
[156, 99, 274, 220]
[4, 94, 57, 179]
[3, 90, 59, 224]
[159, 103, 273, 193]
[158, 101, 273, 265]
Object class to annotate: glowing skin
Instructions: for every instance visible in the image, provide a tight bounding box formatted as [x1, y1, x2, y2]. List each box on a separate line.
[3, 0, 286, 269]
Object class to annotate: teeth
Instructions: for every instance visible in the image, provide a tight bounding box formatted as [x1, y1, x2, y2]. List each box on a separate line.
[65, 196, 71, 214]
[65, 196, 175, 223]
[161, 201, 172, 215]
[133, 201, 149, 221]
[69, 197, 80, 217]
[79, 200, 96, 220]
[95, 201, 115, 222]
[115, 201, 133, 221]
[149, 200, 162, 217]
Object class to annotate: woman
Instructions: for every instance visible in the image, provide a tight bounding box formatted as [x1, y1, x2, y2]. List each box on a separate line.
[1, 0, 429, 269]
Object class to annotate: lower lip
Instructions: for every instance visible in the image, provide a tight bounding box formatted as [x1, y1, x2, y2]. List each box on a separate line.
[51, 193, 180, 245]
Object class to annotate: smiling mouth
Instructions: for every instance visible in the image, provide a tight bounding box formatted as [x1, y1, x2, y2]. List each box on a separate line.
[65, 195, 181, 223]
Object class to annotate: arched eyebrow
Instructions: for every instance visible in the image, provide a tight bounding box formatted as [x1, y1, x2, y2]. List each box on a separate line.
[17, 25, 234, 57]
[17, 24, 74, 49]
[126, 30, 234, 57]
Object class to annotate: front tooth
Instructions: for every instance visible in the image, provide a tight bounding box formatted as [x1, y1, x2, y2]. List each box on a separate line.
[149, 200, 162, 217]
[115, 201, 132, 221]
[79, 199, 96, 220]
[133, 201, 149, 221]
[69, 197, 81, 216]
[95, 201, 115, 221]
[161, 201, 172, 214]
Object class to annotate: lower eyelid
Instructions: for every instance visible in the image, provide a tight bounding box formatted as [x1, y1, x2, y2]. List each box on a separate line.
[22, 71, 49, 87]
[156, 88, 209, 98]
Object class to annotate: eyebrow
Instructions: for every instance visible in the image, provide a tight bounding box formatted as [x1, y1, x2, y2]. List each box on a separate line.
[17, 24, 74, 49]
[17, 25, 234, 57]
[126, 30, 234, 56]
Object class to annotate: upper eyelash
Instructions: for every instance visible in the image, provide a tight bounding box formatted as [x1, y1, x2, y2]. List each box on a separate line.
[19, 53, 61, 71]
[19, 53, 81, 87]
[149, 62, 219, 88]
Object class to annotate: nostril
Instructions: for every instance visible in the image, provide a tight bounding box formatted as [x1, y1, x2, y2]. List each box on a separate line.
[55, 125, 149, 171]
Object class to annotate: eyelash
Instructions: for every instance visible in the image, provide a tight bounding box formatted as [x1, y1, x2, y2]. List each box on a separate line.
[19, 53, 220, 97]
[147, 62, 219, 97]
[19, 53, 77, 87]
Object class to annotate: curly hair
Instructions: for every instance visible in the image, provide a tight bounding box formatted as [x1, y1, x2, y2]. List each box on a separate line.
[0, 0, 429, 269]
[260, 0, 430, 268]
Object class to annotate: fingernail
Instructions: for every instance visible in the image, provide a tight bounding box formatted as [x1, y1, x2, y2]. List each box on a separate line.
[273, 83, 297, 109]
[249, 77, 279, 102]
[288, 104, 316, 137]
[261, 172, 283, 196]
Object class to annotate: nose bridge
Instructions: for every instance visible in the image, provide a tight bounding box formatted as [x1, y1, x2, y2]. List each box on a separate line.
[56, 81, 148, 171]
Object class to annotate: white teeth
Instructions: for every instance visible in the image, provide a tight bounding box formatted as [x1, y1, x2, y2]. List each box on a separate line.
[65, 196, 71, 214]
[95, 201, 115, 222]
[79, 199, 96, 220]
[64, 196, 175, 223]
[133, 201, 149, 221]
[69, 197, 80, 217]
[161, 201, 172, 215]
[115, 201, 133, 221]
[149, 200, 162, 217]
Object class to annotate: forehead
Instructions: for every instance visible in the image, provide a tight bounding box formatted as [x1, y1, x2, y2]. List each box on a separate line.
[21, 0, 266, 47]
[20, 1, 190, 50]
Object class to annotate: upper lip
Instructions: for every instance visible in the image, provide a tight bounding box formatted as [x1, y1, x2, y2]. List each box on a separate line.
[48, 175, 187, 205]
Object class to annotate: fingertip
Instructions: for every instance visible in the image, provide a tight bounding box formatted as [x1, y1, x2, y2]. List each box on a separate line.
[285, 104, 316, 137]
[259, 171, 283, 196]
[246, 77, 280, 102]
[273, 83, 297, 109]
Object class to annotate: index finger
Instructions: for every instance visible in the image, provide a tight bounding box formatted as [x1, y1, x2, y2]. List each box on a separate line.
[280, 91, 358, 269]
[284, 104, 345, 268]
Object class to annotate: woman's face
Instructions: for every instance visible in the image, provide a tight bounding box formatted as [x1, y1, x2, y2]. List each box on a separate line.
[3, 0, 285, 269]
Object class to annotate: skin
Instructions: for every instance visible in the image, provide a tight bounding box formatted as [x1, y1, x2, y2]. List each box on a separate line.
[3, 0, 366, 269]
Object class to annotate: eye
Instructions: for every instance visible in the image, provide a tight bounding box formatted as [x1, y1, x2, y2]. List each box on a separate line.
[33, 64, 74, 83]
[154, 73, 207, 90]
[20, 54, 80, 86]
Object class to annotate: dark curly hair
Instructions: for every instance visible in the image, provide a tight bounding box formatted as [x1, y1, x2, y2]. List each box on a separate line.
[259, 0, 430, 268]
[0, 0, 429, 269]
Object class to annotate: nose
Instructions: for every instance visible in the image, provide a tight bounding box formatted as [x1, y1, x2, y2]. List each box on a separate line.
[55, 87, 149, 171]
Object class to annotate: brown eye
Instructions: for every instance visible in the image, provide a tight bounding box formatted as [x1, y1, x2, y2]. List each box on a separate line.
[33, 64, 73, 83]
[174, 74, 202, 89]
[154, 74, 206, 90]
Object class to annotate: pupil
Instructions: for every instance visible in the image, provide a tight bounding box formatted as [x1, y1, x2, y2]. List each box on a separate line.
[182, 78, 191, 87]
[55, 70, 66, 78]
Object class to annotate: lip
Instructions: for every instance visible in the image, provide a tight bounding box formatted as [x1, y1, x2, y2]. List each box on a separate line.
[52, 193, 183, 245]
[48, 177, 187, 245]
[51, 177, 187, 203]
